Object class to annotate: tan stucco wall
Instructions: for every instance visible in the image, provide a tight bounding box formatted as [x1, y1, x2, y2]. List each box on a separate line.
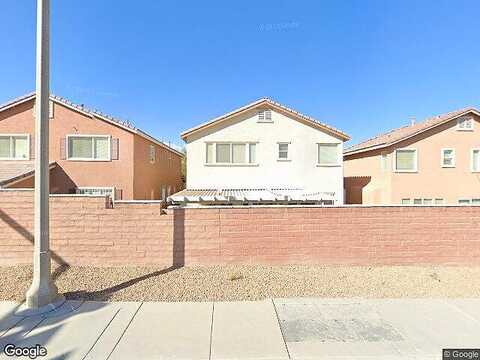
[344, 113, 480, 204]
[132, 135, 183, 200]
[0, 99, 136, 198]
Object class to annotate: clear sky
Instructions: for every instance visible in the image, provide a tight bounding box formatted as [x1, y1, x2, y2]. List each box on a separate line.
[1, 1, 479, 147]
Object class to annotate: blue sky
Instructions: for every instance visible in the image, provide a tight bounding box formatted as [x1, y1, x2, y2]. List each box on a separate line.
[1, 1, 480, 147]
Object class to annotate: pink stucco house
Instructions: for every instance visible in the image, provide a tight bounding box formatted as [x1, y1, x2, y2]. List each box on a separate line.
[344, 107, 480, 205]
[0, 93, 184, 200]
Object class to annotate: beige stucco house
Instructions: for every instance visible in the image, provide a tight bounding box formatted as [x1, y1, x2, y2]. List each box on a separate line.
[344, 107, 480, 205]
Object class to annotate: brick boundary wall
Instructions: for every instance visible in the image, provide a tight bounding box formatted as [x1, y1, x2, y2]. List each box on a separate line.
[1, 190, 480, 266]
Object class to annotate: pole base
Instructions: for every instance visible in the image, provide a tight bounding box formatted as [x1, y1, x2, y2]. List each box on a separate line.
[15, 294, 65, 317]
[25, 277, 60, 310]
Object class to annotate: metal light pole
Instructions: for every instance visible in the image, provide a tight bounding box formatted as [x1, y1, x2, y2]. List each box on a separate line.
[25, 0, 59, 309]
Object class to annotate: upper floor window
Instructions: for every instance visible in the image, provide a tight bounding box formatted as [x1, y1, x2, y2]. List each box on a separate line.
[0, 134, 29, 160]
[67, 135, 110, 161]
[149, 144, 156, 163]
[317, 143, 340, 166]
[457, 116, 474, 131]
[277, 142, 290, 160]
[206, 142, 257, 165]
[441, 148, 455, 168]
[257, 109, 272, 123]
[471, 149, 480, 172]
[394, 149, 417, 172]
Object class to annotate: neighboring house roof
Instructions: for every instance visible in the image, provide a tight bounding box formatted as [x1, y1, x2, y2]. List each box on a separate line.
[181, 98, 350, 141]
[344, 107, 480, 155]
[0, 92, 184, 157]
[0, 161, 57, 187]
[168, 187, 336, 204]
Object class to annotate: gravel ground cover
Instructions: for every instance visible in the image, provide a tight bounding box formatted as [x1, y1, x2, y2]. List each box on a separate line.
[1, 265, 480, 302]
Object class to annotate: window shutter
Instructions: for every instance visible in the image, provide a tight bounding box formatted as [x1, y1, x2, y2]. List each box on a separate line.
[30, 136, 35, 160]
[114, 188, 123, 200]
[111, 138, 119, 160]
[60, 138, 66, 160]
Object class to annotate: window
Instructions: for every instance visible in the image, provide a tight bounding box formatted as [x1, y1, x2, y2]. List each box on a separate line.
[394, 149, 417, 172]
[216, 144, 231, 163]
[401, 198, 411, 205]
[317, 143, 340, 166]
[206, 143, 214, 163]
[205, 142, 257, 164]
[249, 143, 256, 163]
[471, 149, 480, 172]
[423, 198, 433, 205]
[413, 198, 422, 205]
[232, 144, 246, 163]
[278, 143, 289, 160]
[380, 152, 388, 171]
[149, 145, 156, 163]
[0, 135, 29, 160]
[76, 187, 114, 200]
[459, 198, 480, 205]
[67, 135, 110, 161]
[457, 117, 474, 131]
[435, 198, 444, 205]
[258, 109, 273, 123]
[441, 149, 455, 167]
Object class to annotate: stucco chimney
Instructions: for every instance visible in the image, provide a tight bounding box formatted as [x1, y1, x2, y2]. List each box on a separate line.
[409, 117, 416, 126]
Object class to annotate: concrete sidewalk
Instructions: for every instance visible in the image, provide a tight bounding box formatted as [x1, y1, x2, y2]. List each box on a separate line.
[0, 298, 479, 359]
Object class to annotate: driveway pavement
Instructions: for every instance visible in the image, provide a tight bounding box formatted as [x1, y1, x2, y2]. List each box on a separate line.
[0, 298, 479, 359]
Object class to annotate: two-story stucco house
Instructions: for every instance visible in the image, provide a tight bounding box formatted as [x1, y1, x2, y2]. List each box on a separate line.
[0, 93, 184, 200]
[170, 98, 350, 205]
[344, 107, 480, 205]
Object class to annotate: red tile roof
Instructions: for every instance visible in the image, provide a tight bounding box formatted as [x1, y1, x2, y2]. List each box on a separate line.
[345, 107, 479, 155]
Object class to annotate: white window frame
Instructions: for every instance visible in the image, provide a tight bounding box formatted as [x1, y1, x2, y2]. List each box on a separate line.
[257, 109, 273, 123]
[401, 198, 411, 205]
[457, 116, 474, 131]
[471, 148, 480, 173]
[434, 198, 444, 205]
[394, 148, 418, 173]
[441, 148, 455, 168]
[0, 134, 30, 161]
[277, 142, 291, 161]
[317, 143, 341, 167]
[76, 186, 115, 201]
[204, 142, 258, 166]
[149, 144, 156, 164]
[66, 134, 111, 161]
[458, 199, 471, 205]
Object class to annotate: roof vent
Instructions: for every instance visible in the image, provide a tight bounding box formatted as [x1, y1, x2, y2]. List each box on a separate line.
[409, 117, 416, 126]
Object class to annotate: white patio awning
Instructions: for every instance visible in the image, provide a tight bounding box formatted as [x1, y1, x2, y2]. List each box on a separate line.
[168, 187, 335, 205]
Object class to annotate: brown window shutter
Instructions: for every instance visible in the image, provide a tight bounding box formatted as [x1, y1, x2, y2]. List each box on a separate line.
[30, 136, 35, 160]
[60, 138, 66, 160]
[111, 138, 119, 160]
[114, 188, 122, 200]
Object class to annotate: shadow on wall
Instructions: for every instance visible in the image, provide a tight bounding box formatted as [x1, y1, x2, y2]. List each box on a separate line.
[344, 176, 371, 204]
[0, 205, 187, 302]
[172, 207, 185, 267]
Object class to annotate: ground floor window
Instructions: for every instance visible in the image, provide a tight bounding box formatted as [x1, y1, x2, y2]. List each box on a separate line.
[459, 198, 480, 205]
[76, 187, 114, 200]
[402, 198, 444, 205]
